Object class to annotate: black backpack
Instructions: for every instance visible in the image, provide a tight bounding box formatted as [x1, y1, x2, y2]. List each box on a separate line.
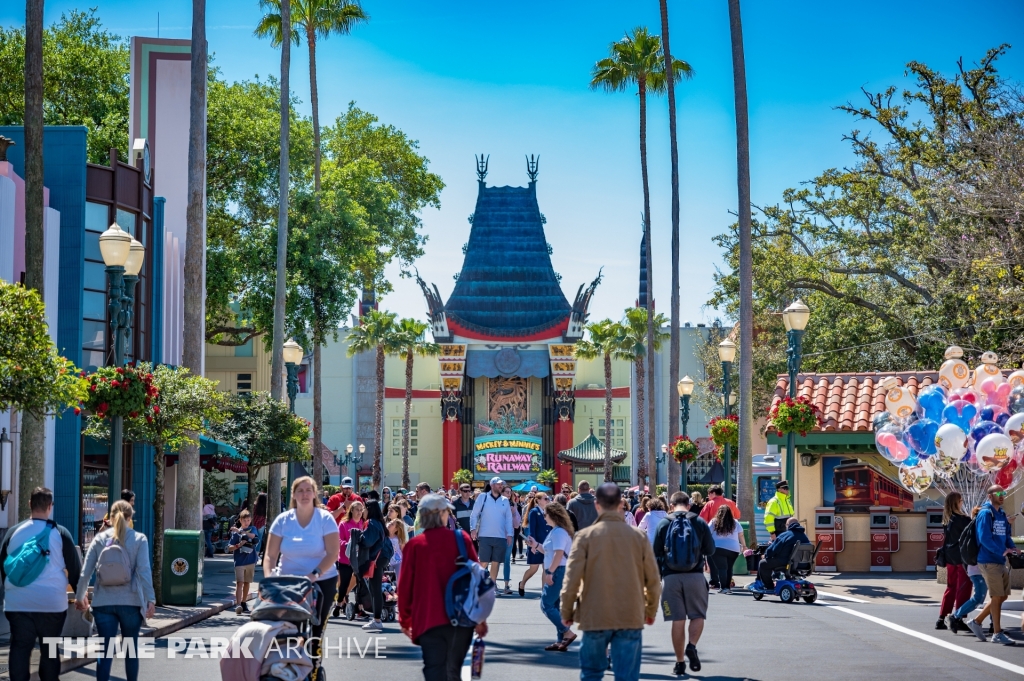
[663, 513, 702, 572]
[959, 519, 979, 567]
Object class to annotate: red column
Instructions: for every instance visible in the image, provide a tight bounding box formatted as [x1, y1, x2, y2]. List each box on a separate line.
[554, 419, 574, 490]
[443, 418, 463, 488]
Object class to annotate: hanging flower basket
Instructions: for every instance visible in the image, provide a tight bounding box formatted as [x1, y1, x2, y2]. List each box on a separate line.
[670, 435, 700, 463]
[769, 396, 821, 437]
[708, 414, 739, 450]
[80, 364, 157, 420]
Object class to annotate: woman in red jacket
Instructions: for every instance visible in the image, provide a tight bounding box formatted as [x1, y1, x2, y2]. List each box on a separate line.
[398, 494, 488, 681]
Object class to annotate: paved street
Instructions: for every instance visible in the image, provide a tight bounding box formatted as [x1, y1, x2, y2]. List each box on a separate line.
[60, 562, 1024, 681]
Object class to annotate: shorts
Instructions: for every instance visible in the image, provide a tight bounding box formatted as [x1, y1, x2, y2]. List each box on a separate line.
[660, 572, 709, 621]
[477, 537, 508, 564]
[978, 562, 1011, 598]
[235, 563, 255, 583]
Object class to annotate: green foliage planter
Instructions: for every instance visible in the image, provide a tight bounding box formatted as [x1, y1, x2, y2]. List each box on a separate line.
[80, 364, 155, 419]
[770, 396, 822, 437]
[671, 435, 700, 463]
[708, 414, 739, 451]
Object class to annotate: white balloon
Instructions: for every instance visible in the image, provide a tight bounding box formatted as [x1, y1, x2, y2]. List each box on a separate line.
[976, 432, 1013, 472]
[934, 423, 968, 460]
[1005, 412, 1024, 444]
[899, 460, 935, 494]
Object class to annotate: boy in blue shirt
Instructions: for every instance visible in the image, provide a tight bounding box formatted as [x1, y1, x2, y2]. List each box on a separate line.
[966, 485, 1019, 645]
[227, 510, 261, 615]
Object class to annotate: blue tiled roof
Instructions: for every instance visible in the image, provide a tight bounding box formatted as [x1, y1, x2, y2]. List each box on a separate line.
[445, 182, 570, 338]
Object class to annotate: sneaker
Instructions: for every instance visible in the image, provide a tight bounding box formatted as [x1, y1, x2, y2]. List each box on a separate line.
[503, 583, 513, 595]
[721, 588, 732, 595]
[362, 620, 384, 633]
[684, 644, 701, 673]
[992, 632, 1015, 646]
[949, 616, 963, 634]
[235, 605, 243, 615]
[241, 603, 250, 613]
[672, 661, 686, 676]
[935, 617, 948, 630]
[967, 619, 987, 642]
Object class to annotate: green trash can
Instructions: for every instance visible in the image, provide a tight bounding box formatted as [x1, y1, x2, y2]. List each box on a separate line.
[162, 529, 204, 605]
[733, 521, 751, 576]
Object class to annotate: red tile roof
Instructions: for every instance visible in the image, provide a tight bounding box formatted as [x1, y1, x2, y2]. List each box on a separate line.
[769, 371, 941, 434]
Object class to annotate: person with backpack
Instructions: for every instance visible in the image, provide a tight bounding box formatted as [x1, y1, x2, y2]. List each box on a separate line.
[936, 492, 971, 631]
[74, 499, 155, 681]
[652, 492, 716, 675]
[398, 494, 489, 681]
[561, 483, 661, 681]
[951, 506, 989, 635]
[525, 501, 576, 651]
[708, 504, 747, 594]
[1, 487, 82, 681]
[965, 485, 1019, 645]
[357, 499, 393, 633]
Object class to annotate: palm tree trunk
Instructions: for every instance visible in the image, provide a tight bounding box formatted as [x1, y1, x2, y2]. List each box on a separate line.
[312, 342, 323, 487]
[640, 79, 658, 493]
[660, 0, 682, 495]
[19, 0, 45, 521]
[177, 0, 207, 530]
[268, 0, 292, 517]
[729, 0, 756, 544]
[402, 352, 414, 490]
[373, 344, 385, 490]
[153, 444, 165, 605]
[604, 351, 613, 482]
[635, 357, 647, 487]
[307, 32, 321, 193]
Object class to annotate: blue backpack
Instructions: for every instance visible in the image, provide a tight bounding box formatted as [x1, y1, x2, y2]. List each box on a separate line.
[4, 520, 55, 587]
[664, 513, 701, 572]
[444, 530, 496, 627]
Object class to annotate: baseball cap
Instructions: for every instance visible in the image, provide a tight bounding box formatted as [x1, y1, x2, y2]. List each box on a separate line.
[417, 494, 455, 513]
[490, 476, 504, 486]
[341, 476, 354, 488]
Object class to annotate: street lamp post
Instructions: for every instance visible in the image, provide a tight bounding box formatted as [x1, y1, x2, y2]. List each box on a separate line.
[121, 237, 146, 356]
[98, 223, 140, 507]
[677, 376, 694, 491]
[718, 339, 736, 499]
[283, 338, 304, 506]
[0, 428, 12, 510]
[783, 299, 810, 487]
[657, 444, 668, 490]
[335, 443, 363, 478]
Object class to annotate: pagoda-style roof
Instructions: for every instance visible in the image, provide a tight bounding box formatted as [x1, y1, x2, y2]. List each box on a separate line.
[558, 429, 627, 464]
[444, 181, 571, 340]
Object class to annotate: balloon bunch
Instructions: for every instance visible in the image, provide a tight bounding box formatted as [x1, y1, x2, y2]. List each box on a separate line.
[874, 347, 1024, 495]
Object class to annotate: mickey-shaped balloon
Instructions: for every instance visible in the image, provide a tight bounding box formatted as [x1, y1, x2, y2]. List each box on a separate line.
[979, 378, 1012, 410]
[904, 418, 939, 456]
[1009, 385, 1024, 414]
[943, 400, 977, 433]
[876, 427, 910, 462]
[917, 385, 947, 422]
[980, 405, 1010, 427]
[969, 420, 1003, 450]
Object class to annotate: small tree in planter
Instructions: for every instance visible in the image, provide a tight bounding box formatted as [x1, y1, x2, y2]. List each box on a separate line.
[451, 468, 473, 488]
[769, 395, 822, 437]
[670, 435, 700, 464]
[537, 469, 558, 490]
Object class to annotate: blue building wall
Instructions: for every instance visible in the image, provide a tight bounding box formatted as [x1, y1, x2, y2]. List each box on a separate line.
[0, 126, 88, 537]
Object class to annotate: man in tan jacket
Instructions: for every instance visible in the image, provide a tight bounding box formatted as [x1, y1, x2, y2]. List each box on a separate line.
[561, 483, 662, 681]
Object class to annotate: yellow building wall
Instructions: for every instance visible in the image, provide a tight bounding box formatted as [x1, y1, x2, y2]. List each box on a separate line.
[204, 337, 273, 394]
[382, 398, 443, 489]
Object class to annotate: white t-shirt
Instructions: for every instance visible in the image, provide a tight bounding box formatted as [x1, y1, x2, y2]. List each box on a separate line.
[268, 508, 339, 580]
[709, 519, 743, 553]
[543, 526, 573, 571]
[3, 519, 69, 613]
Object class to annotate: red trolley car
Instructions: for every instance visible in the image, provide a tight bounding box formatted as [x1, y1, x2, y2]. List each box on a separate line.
[833, 461, 914, 512]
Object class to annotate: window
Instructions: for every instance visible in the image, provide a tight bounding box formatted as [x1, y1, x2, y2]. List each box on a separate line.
[392, 419, 420, 455]
[83, 202, 110, 367]
[116, 208, 136, 237]
[411, 448, 418, 456]
[237, 373, 252, 393]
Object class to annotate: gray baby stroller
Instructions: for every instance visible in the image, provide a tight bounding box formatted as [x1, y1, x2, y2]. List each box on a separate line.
[249, 575, 326, 681]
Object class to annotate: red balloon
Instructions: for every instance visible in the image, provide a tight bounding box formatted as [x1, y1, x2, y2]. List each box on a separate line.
[994, 459, 1017, 487]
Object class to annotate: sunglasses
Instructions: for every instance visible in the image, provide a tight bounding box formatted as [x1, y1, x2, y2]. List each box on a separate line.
[992, 491, 1006, 498]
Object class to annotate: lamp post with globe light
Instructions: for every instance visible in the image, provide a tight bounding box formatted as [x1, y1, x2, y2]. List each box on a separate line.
[98, 222, 144, 506]
[783, 300, 810, 486]
[283, 338, 304, 505]
[718, 338, 736, 498]
[677, 376, 694, 490]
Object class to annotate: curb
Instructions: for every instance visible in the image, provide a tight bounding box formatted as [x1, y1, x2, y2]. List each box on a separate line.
[33, 598, 239, 680]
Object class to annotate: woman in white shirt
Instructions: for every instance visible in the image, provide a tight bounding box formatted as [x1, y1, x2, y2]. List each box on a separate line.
[637, 498, 668, 544]
[526, 502, 577, 651]
[708, 504, 747, 594]
[263, 476, 341, 642]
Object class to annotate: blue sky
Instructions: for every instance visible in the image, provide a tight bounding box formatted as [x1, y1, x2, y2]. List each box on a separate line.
[4, 1, 1023, 327]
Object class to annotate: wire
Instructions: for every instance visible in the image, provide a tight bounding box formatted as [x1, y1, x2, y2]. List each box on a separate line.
[800, 323, 1024, 359]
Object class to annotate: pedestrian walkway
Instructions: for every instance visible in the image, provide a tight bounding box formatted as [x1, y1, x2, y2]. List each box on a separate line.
[0, 556, 256, 680]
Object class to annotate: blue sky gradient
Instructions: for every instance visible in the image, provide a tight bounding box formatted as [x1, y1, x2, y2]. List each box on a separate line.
[4, 1, 1022, 326]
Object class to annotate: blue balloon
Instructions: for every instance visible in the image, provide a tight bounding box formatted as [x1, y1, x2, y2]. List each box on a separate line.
[917, 385, 947, 422]
[980, 405, 1011, 426]
[943, 401, 978, 432]
[969, 420, 1003, 450]
[903, 452, 920, 467]
[904, 418, 939, 456]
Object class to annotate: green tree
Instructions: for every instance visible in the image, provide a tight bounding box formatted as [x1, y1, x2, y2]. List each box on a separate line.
[346, 310, 400, 489]
[208, 391, 310, 511]
[617, 307, 668, 487]
[0, 9, 130, 163]
[83, 363, 225, 604]
[255, 0, 368, 192]
[393, 318, 439, 490]
[574, 319, 624, 483]
[590, 27, 692, 496]
[451, 468, 473, 488]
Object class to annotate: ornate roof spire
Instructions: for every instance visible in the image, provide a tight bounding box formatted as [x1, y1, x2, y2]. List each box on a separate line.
[526, 154, 539, 182]
[475, 154, 489, 182]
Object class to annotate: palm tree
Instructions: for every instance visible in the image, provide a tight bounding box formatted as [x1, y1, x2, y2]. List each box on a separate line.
[257, 0, 292, 515]
[591, 28, 692, 494]
[177, 0, 208, 529]
[20, 0, 45, 519]
[658, 0, 695, 493]
[574, 320, 624, 483]
[617, 308, 669, 488]
[255, 0, 367, 192]
[728, 0, 756, 539]
[347, 309, 400, 489]
[393, 318, 439, 490]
